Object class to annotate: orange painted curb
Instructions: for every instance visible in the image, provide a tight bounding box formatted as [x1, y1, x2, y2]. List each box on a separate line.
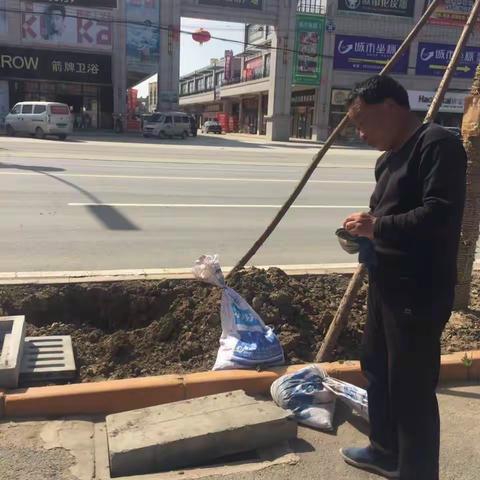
[184, 364, 327, 398]
[0, 389, 5, 417]
[439, 350, 480, 383]
[4, 375, 184, 417]
[2, 351, 478, 418]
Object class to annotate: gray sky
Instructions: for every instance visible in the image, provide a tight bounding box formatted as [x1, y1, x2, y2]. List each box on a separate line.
[136, 18, 245, 97]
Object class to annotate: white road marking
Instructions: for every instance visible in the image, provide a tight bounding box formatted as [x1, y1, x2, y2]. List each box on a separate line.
[0, 152, 375, 169]
[68, 203, 369, 209]
[0, 171, 374, 184]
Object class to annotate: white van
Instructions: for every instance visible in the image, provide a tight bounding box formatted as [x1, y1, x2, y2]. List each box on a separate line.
[5, 102, 73, 140]
[143, 112, 191, 139]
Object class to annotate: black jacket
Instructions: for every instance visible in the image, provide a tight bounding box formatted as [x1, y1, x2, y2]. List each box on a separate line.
[370, 123, 466, 289]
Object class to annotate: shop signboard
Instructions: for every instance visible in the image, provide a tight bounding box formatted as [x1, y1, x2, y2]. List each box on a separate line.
[22, 2, 112, 50]
[126, 0, 160, 75]
[338, 0, 414, 17]
[408, 90, 467, 113]
[334, 34, 409, 74]
[416, 42, 480, 79]
[244, 56, 263, 81]
[0, 46, 112, 84]
[0, 0, 7, 34]
[423, 0, 477, 27]
[159, 91, 178, 103]
[293, 14, 325, 86]
[331, 89, 350, 106]
[33, 0, 117, 7]
[224, 50, 234, 82]
[198, 0, 263, 9]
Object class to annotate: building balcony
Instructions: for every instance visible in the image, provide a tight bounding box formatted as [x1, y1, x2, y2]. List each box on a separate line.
[179, 89, 216, 106]
[220, 75, 270, 98]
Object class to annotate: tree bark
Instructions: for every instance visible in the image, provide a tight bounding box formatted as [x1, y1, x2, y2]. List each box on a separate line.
[455, 66, 480, 310]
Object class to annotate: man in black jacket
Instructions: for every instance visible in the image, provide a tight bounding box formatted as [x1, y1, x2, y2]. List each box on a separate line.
[340, 76, 466, 480]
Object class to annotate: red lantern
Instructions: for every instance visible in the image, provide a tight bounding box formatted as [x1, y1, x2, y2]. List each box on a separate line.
[192, 28, 211, 46]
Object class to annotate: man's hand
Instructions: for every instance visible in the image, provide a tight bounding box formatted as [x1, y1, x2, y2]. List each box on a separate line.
[343, 212, 377, 240]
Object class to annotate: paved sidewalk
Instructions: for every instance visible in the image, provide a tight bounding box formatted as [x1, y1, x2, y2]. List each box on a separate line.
[0, 384, 478, 480]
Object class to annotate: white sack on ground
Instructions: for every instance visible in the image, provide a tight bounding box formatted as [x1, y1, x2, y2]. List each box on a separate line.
[193, 255, 285, 370]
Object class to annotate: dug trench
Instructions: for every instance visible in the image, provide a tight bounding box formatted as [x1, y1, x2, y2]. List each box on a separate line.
[0, 268, 479, 383]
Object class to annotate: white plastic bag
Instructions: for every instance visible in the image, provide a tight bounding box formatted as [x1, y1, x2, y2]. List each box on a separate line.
[193, 255, 285, 370]
[270, 365, 336, 431]
[323, 376, 369, 422]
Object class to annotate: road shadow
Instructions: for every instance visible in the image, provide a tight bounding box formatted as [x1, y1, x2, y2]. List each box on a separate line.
[0, 161, 65, 173]
[331, 401, 369, 437]
[0, 162, 139, 231]
[438, 384, 480, 400]
[70, 133, 271, 149]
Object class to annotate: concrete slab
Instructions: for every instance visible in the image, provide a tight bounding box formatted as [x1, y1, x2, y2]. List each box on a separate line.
[40, 417, 96, 480]
[20, 335, 76, 385]
[106, 390, 298, 477]
[0, 316, 26, 388]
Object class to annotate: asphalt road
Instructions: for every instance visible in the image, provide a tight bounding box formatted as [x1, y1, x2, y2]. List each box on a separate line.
[0, 133, 379, 272]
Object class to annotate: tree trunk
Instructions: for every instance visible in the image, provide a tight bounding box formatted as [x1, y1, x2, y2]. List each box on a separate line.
[455, 66, 480, 310]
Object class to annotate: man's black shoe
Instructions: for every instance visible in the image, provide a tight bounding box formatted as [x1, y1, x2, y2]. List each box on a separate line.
[340, 446, 399, 479]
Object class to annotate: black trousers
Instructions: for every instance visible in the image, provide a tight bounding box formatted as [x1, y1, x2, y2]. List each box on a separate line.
[361, 271, 453, 480]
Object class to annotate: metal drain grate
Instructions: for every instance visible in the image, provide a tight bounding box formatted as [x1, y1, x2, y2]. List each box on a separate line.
[20, 335, 76, 384]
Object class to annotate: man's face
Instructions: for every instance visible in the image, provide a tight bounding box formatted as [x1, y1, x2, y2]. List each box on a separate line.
[51, 11, 65, 34]
[347, 97, 399, 151]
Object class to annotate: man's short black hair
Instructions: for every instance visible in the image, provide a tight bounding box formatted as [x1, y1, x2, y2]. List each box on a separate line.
[46, 5, 66, 17]
[346, 75, 410, 109]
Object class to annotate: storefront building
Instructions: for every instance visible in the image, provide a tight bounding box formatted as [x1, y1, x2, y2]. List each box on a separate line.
[319, 1, 477, 142]
[178, 1, 477, 142]
[0, 0, 120, 130]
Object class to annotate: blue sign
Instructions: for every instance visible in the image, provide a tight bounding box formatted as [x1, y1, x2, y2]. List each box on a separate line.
[416, 42, 480, 79]
[334, 35, 409, 74]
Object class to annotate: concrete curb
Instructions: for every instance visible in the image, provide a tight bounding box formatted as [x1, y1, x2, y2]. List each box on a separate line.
[1, 262, 480, 285]
[2, 351, 479, 418]
[0, 264, 358, 285]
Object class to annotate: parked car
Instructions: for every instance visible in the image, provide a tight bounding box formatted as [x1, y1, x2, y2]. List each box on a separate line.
[5, 102, 73, 140]
[143, 112, 191, 139]
[202, 120, 222, 134]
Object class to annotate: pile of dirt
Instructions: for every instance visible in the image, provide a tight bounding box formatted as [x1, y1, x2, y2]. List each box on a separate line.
[0, 268, 479, 383]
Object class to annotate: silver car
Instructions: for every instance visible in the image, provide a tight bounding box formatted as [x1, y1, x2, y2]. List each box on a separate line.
[143, 112, 191, 139]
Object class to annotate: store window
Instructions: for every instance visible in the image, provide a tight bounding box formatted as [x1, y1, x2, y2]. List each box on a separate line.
[196, 77, 205, 91]
[291, 90, 315, 139]
[10, 81, 108, 129]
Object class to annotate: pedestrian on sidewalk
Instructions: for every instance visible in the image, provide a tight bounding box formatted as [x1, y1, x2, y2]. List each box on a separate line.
[340, 75, 466, 480]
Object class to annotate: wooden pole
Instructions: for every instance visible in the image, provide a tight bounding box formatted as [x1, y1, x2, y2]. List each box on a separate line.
[424, 0, 480, 123]
[316, 0, 480, 362]
[227, 0, 443, 279]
